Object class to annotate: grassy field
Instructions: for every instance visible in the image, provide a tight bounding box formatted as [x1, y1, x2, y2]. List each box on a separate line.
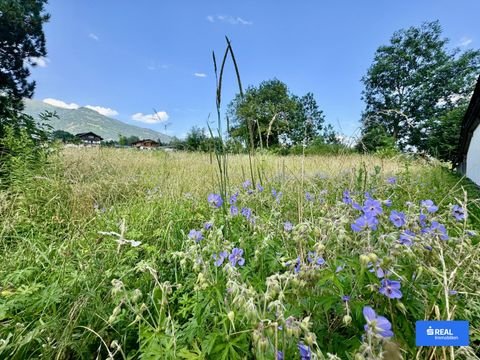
[1, 148, 479, 359]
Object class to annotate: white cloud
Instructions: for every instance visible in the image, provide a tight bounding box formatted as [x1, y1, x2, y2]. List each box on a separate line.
[43, 98, 80, 109]
[207, 15, 252, 25]
[29, 57, 49, 68]
[132, 111, 169, 124]
[85, 105, 119, 117]
[458, 36, 473, 47]
[89, 33, 99, 41]
[147, 63, 169, 71]
[194, 72, 207, 78]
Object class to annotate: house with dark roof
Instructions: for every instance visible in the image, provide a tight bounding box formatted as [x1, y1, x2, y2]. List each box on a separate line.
[131, 139, 160, 149]
[76, 132, 103, 146]
[457, 76, 480, 186]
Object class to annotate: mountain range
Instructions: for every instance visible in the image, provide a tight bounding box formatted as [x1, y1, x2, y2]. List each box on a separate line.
[22, 99, 172, 143]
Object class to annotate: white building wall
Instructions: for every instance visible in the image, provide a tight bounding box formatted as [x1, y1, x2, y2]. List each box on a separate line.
[466, 125, 480, 186]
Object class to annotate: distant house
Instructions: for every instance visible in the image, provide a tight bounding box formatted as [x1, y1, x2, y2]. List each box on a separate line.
[76, 132, 103, 146]
[457, 76, 480, 186]
[131, 139, 160, 149]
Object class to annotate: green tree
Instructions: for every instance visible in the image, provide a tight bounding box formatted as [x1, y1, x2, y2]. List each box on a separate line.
[51, 130, 77, 143]
[0, 0, 49, 120]
[361, 20, 480, 152]
[185, 126, 208, 151]
[427, 104, 467, 163]
[289, 93, 326, 145]
[227, 79, 299, 148]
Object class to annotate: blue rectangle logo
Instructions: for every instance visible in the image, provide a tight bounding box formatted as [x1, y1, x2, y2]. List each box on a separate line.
[416, 321, 469, 346]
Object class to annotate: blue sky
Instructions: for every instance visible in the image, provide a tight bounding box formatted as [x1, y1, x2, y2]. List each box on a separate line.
[30, 0, 480, 139]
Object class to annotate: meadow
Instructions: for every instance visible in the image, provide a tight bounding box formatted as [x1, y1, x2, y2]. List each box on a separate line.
[0, 148, 479, 359]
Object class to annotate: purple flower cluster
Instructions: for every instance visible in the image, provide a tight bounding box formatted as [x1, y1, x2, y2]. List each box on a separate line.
[424, 221, 449, 241]
[351, 195, 384, 232]
[272, 189, 282, 203]
[207, 193, 223, 209]
[421, 199, 438, 213]
[398, 230, 415, 246]
[188, 229, 203, 242]
[452, 205, 466, 221]
[213, 248, 245, 267]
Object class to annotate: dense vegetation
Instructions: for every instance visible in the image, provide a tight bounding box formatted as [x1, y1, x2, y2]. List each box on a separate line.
[358, 21, 480, 161]
[0, 149, 479, 359]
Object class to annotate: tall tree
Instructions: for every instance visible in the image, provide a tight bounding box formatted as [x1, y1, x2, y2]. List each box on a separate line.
[0, 0, 49, 118]
[289, 93, 326, 145]
[227, 79, 327, 148]
[360, 21, 480, 152]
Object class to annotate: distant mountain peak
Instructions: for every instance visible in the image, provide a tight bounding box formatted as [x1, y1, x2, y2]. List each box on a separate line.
[23, 98, 172, 143]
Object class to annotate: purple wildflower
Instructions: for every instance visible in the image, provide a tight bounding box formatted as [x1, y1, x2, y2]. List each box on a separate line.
[242, 179, 252, 189]
[276, 350, 284, 360]
[298, 342, 311, 360]
[204, 222, 213, 230]
[342, 295, 351, 302]
[256, 183, 264, 192]
[418, 213, 427, 228]
[207, 193, 223, 208]
[351, 214, 378, 232]
[241, 207, 252, 220]
[398, 230, 415, 246]
[305, 192, 314, 202]
[467, 230, 477, 237]
[230, 205, 239, 216]
[363, 198, 383, 217]
[229, 192, 239, 204]
[352, 202, 363, 211]
[452, 205, 466, 221]
[449, 290, 458, 296]
[387, 177, 397, 184]
[426, 221, 449, 240]
[294, 257, 301, 273]
[421, 199, 438, 213]
[342, 190, 353, 204]
[384, 199, 393, 207]
[379, 279, 402, 299]
[228, 248, 245, 267]
[272, 189, 282, 203]
[284, 221, 293, 232]
[212, 251, 228, 267]
[389, 210, 406, 228]
[336, 264, 344, 273]
[188, 229, 203, 242]
[368, 261, 388, 278]
[307, 251, 325, 266]
[363, 306, 394, 338]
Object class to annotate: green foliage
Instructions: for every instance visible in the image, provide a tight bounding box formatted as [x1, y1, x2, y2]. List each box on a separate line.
[427, 104, 467, 163]
[356, 124, 397, 153]
[118, 135, 140, 146]
[361, 20, 480, 153]
[51, 130, 79, 144]
[0, 0, 49, 118]
[227, 79, 328, 148]
[1, 150, 479, 358]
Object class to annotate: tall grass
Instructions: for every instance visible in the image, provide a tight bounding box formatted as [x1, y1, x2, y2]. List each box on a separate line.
[0, 147, 479, 359]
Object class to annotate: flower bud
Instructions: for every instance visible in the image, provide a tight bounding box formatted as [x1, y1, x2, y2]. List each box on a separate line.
[396, 302, 407, 314]
[227, 311, 235, 324]
[368, 253, 378, 263]
[343, 314, 352, 325]
[360, 254, 370, 266]
[305, 332, 316, 346]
